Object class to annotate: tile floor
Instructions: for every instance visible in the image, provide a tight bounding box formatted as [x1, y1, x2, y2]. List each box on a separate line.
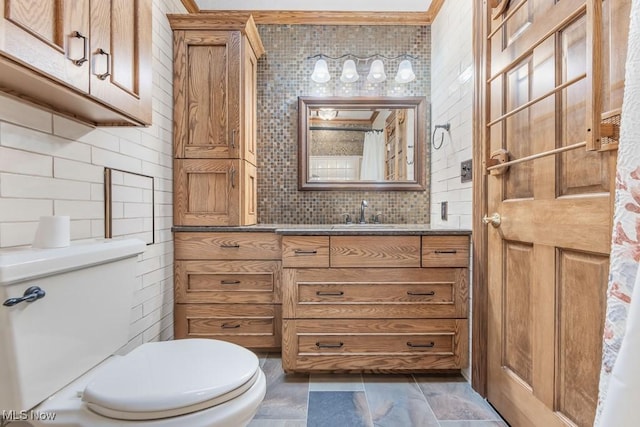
[249, 354, 508, 427]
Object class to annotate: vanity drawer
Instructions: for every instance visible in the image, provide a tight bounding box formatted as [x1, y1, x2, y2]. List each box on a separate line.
[174, 304, 281, 350]
[330, 236, 421, 267]
[175, 260, 281, 303]
[174, 232, 281, 260]
[282, 319, 468, 372]
[422, 236, 470, 268]
[283, 268, 468, 319]
[282, 236, 330, 268]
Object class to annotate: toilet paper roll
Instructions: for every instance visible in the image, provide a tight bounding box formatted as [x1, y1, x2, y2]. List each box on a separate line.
[32, 216, 70, 248]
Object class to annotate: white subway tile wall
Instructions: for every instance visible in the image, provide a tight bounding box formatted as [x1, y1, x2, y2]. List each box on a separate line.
[0, 0, 186, 352]
[430, 0, 474, 230]
[430, 0, 474, 381]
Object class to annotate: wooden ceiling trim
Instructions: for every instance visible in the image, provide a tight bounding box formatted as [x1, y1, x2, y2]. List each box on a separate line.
[181, 0, 448, 25]
[180, 0, 200, 13]
[426, 0, 445, 22]
[193, 11, 431, 25]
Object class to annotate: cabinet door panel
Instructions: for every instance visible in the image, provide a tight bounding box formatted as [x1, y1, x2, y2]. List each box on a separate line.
[1, 0, 89, 91]
[173, 30, 241, 159]
[174, 159, 240, 226]
[89, 0, 151, 124]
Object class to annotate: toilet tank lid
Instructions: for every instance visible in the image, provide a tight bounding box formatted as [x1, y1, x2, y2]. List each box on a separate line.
[0, 239, 146, 286]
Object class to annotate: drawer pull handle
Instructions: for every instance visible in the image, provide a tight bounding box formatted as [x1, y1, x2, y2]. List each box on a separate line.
[316, 291, 344, 296]
[407, 291, 436, 296]
[220, 244, 240, 249]
[407, 341, 435, 348]
[316, 342, 344, 349]
[71, 31, 89, 66]
[434, 249, 458, 254]
[95, 48, 111, 80]
[294, 249, 318, 255]
[221, 280, 241, 285]
[221, 323, 241, 329]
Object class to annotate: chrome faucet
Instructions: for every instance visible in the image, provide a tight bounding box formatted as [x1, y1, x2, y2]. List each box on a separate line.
[359, 200, 368, 224]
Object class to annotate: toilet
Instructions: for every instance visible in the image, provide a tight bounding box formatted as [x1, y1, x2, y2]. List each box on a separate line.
[0, 239, 266, 427]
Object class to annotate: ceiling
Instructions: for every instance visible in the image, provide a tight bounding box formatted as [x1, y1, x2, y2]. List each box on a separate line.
[194, 0, 434, 12]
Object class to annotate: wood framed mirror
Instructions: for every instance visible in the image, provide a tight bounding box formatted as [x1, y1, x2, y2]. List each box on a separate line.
[298, 96, 427, 191]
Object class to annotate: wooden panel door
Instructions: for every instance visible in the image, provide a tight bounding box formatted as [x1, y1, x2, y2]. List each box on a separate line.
[0, 0, 89, 91]
[482, 0, 623, 425]
[174, 159, 240, 226]
[89, 0, 152, 124]
[173, 30, 241, 159]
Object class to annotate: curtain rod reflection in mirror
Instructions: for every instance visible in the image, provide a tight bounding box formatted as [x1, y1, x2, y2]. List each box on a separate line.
[309, 127, 383, 132]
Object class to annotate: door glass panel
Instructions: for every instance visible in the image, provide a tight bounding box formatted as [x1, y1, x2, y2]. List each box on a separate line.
[559, 15, 609, 196]
[504, 0, 532, 48]
[505, 58, 534, 199]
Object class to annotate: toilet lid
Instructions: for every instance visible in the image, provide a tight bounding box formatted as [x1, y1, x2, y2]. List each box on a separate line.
[82, 339, 260, 420]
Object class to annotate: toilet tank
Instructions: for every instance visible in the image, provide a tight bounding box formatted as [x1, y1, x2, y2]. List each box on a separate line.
[0, 239, 146, 413]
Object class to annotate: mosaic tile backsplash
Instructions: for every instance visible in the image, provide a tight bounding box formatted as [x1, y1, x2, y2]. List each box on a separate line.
[256, 25, 431, 224]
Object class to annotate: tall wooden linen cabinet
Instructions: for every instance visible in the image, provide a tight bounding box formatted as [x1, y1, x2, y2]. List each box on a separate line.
[169, 14, 264, 226]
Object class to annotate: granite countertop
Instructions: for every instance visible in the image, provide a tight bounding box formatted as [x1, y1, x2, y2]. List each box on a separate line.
[172, 224, 471, 236]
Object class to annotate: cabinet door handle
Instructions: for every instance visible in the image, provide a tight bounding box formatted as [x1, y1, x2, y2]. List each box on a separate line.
[220, 244, 240, 249]
[434, 249, 457, 254]
[316, 291, 344, 296]
[407, 341, 435, 348]
[231, 129, 236, 149]
[407, 291, 435, 296]
[316, 342, 344, 348]
[230, 166, 236, 188]
[294, 249, 318, 255]
[221, 280, 241, 285]
[95, 48, 111, 80]
[71, 31, 88, 66]
[221, 323, 241, 329]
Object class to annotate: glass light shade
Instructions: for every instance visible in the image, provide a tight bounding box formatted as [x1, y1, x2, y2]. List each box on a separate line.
[311, 59, 331, 83]
[367, 59, 386, 83]
[340, 59, 359, 83]
[318, 108, 337, 120]
[395, 59, 416, 83]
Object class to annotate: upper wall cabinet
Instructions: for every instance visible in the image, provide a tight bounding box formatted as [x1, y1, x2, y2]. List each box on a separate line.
[0, 0, 151, 126]
[169, 14, 265, 163]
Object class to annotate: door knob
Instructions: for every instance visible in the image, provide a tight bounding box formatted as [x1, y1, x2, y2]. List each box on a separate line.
[482, 213, 501, 227]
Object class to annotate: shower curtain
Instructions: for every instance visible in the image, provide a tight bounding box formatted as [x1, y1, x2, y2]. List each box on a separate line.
[595, 2, 640, 425]
[360, 131, 385, 180]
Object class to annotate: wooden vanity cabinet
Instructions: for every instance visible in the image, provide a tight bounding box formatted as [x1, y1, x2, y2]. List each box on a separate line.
[0, 0, 152, 125]
[169, 14, 264, 226]
[174, 232, 282, 350]
[281, 234, 470, 372]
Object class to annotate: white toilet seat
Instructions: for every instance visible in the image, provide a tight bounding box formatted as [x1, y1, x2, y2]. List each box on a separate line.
[81, 339, 260, 421]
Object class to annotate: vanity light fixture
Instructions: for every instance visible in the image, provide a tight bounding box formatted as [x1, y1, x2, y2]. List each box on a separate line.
[367, 59, 386, 83]
[310, 58, 331, 83]
[340, 59, 359, 83]
[308, 53, 418, 86]
[395, 59, 416, 83]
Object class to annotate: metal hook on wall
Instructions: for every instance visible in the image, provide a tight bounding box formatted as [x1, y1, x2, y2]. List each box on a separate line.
[432, 123, 450, 150]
